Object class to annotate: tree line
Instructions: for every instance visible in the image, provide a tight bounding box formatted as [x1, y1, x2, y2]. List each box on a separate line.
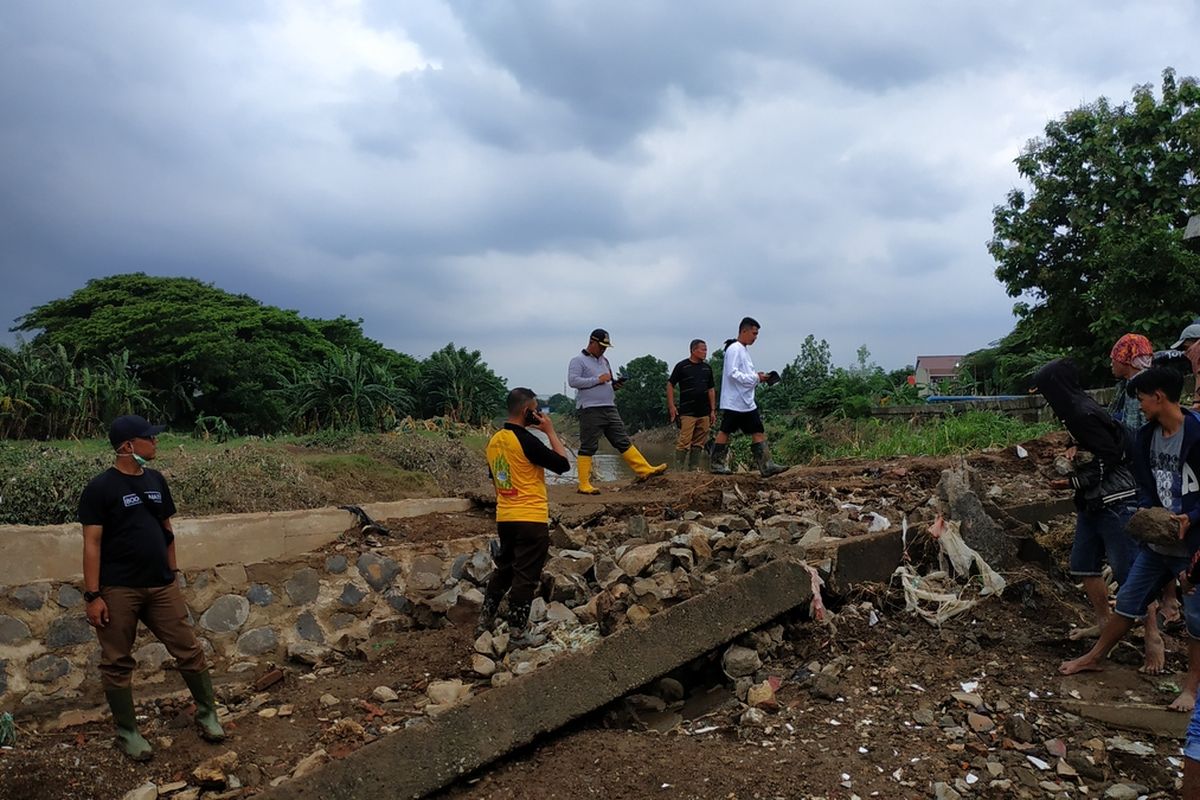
[2, 274, 506, 440]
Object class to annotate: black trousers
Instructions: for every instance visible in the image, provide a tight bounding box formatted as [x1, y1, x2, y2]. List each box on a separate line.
[485, 521, 551, 609]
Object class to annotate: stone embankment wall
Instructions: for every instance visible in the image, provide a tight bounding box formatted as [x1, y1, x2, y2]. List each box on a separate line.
[0, 499, 473, 708]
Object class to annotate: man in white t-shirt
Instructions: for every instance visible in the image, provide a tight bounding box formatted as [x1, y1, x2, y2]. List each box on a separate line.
[710, 317, 786, 477]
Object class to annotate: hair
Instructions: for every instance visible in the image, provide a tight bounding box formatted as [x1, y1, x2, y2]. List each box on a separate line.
[739, 317, 760, 332]
[506, 387, 536, 414]
[689, 339, 705, 352]
[1127, 366, 1184, 403]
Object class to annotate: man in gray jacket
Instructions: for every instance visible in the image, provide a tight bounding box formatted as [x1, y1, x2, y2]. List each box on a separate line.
[567, 328, 667, 493]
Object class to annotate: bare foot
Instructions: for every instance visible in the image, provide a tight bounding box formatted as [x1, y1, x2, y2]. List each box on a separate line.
[1169, 688, 1196, 712]
[1140, 628, 1166, 674]
[1069, 625, 1101, 641]
[1060, 655, 1105, 675]
[1161, 593, 1182, 624]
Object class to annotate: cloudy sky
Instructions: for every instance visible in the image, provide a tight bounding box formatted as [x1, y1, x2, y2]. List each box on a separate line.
[2, 1, 1197, 394]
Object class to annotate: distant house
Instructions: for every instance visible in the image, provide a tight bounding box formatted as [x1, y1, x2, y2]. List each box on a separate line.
[914, 355, 964, 388]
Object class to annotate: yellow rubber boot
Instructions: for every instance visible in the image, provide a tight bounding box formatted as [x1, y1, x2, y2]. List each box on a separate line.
[576, 455, 602, 495]
[621, 445, 668, 481]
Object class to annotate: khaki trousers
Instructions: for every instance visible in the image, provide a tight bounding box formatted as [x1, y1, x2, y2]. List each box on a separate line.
[96, 584, 207, 689]
[675, 414, 711, 451]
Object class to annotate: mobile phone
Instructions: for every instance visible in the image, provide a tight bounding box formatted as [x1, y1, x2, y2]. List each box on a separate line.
[524, 408, 541, 426]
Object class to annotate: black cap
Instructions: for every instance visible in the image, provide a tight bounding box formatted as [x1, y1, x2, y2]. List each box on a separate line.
[108, 415, 167, 449]
[589, 328, 612, 347]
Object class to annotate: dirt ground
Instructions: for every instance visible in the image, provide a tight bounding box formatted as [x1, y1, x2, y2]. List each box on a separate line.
[2, 433, 1182, 800]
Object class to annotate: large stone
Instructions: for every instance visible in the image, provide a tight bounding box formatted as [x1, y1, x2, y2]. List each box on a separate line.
[339, 583, 367, 607]
[464, 550, 494, 584]
[325, 555, 348, 574]
[199, 594, 250, 633]
[295, 611, 325, 643]
[0, 615, 31, 645]
[285, 568, 320, 605]
[27, 654, 71, 683]
[134, 642, 172, 672]
[426, 586, 462, 615]
[593, 556, 625, 588]
[384, 590, 412, 616]
[287, 642, 328, 666]
[46, 616, 93, 648]
[617, 543, 667, 577]
[214, 564, 247, 585]
[11, 584, 48, 611]
[193, 750, 239, 788]
[545, 553, 595, 578]
[56, 585, 84, 609]
[252, 559, 815, 800]
[625, 515, 649, 540]
[246, 584, 274, 607]
[427, 680, 469, 706]
[937, 467, 1017, 568]
[409, 555, 445, 593]
[121, 782, 159, 800]
[722, 645, 762, 678]
[357, 553, 401, 592]
[237, 626, 278, 656]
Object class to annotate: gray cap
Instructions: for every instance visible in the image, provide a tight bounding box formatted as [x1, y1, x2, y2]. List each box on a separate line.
[1171, 322, 1200, 349]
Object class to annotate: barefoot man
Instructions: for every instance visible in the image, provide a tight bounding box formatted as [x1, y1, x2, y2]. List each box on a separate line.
[1060, 367, 1200, 712]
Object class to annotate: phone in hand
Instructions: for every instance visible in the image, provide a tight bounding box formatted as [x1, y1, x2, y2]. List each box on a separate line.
[524, 408, 541, 426]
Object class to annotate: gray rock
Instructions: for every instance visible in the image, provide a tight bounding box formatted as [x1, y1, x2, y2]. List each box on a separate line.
[325, 555, 348, 574]
[657, 678, 685, 701]
[339, 583, 367, 607]
[134, 642, 171, 671]
[56, 585, 84, 609]
[11, 584, 48, 611]
[330, 613, 357, 631]
[463, 550, 494, 584]
[46, 616, 93, 648]
[27, 654, 71, 683]
[426, 586, 462, 614]
[449, 554, 470, 580]
[0, 615, 31, 645]
[121, 782, 159, 800]
[721, 645, 761, 678]
[932, 782, 962, 800]
[246, 583, 274, 607]
[295, 611, 325, 643]
[287, 642, 328, 666]
[384, 590, 412, 615]
[285, 568, 320, 605]
[237, 626, 278, 656]
[626, 515, 649, 540]
[1103, 786, 1143, 800]
[199, 594, 250, 633]
[356, 553, 400, 591]
[938, 466, 1016, 568]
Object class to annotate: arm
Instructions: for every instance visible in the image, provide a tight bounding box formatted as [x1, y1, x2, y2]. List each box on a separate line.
[666, 382, 677, 422]
[164, 518, 178, 572]
[727, 348, 760, 389]
[708, 388, 717, 423]
[82, 524, 109, 627]
[519, 419, 571, 474]
[568, 357, 608, 390]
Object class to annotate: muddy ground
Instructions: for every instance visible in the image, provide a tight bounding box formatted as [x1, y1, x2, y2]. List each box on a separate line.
[0, 435, 1185, 800]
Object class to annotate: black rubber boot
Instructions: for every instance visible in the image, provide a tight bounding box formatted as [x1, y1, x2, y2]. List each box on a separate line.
[709, 442, 731, 474]
[476, 591, 503, 636]
[751, 441, 786, 477]
[673, 449, 689, 470]
[104, 687, 153, 761]
[180, 670, 226, 742]
[688, 446, 706, 471]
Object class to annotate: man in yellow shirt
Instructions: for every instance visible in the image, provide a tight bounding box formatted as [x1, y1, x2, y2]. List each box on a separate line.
[479, 388, 570, 634]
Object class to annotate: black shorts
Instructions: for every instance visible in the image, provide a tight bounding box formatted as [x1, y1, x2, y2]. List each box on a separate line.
[719, 408, 764, 436]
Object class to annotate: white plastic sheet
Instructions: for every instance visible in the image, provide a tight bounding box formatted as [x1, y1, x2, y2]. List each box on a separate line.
[893, 515, 1007, 626]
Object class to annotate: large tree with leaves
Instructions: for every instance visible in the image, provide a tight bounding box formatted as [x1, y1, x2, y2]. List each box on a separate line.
[987, 68, 1200, 385]
[416, 344, 507, 426]
[613, 354, 669, 433]
[14, 273, 415, 433]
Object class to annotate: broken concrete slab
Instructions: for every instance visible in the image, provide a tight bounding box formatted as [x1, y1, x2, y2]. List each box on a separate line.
[257, 559, 814, 800]
[938, 467, 1017, 568]
[1053, 700, 1187, 738]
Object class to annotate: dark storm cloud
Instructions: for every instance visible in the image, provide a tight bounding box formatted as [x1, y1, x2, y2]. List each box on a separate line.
[3, 0, 1199, 392]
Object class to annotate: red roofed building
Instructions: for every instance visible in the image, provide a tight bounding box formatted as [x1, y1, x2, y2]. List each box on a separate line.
[914, 355, 964, 389]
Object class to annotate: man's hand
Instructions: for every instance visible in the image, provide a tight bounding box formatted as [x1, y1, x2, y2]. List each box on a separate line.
[598, 373, 612, 384]
[668, 405, 677, 423]
[86, 597, 109, 628]
[528, 411, 554, 433]
[709, 410, 717, 425]
[1065, 446, 1078, 461]
[1176, 513, 1192, 541]
[1049, 478, 1070, 490]
[756, 372, 768, 383]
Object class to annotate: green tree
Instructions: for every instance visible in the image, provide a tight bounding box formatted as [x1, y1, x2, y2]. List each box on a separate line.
[416, 344, 507, 426]
[276, 349, 412, 433]
[14, 273, 419, 433]
[614, 354, 669, 433]
[546, 392, 574, 415]
[988, 68, 1200, 383]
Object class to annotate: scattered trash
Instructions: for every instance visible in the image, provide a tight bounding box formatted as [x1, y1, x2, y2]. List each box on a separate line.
[1026, 755, 1050, 770]
[1015, 445, 1028, 458]
[0, 712, 15, 747]
[892, 517, 1007, 625]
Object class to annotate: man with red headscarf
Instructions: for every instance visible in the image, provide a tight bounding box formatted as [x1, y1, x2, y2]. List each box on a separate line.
[1110, 333, 1154, 431]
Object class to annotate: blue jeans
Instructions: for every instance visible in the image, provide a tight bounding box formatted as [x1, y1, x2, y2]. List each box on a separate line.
[1069, 503, 1136, 584]
[1114, 545, 1200, 638]
[1187, 704, 1200, 762]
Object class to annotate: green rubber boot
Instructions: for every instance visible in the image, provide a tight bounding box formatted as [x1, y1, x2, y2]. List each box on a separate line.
[180, 670, 226, 742]
[673, 449, 689, 470]
[104, 687, 153, 762]
[752, 441, 787, 477]
[688, 446, 706, 471]
[709, 442, 731, 475]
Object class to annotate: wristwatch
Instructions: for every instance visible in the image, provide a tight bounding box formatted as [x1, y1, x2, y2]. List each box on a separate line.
[83, 591, 102, 603]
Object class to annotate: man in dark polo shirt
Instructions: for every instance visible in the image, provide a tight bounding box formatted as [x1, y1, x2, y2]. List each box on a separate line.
[78, 414, 225, 761]
[667, 339, 716, 470]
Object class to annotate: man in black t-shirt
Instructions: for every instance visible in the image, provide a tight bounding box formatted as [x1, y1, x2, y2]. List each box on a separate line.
[78, 415, 225, 762]
[667, 339, 717, 470]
